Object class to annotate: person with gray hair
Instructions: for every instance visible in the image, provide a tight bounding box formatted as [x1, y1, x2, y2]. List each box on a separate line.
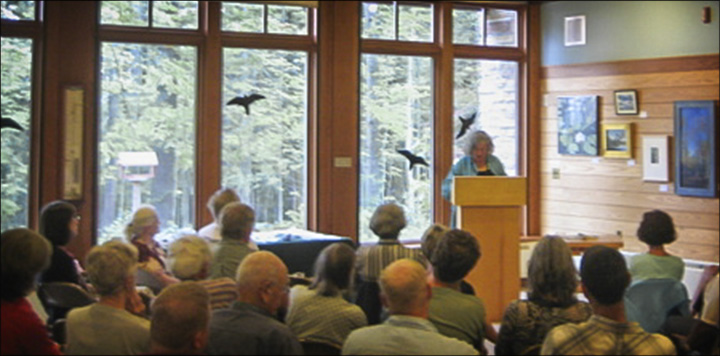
[495, 236, 592, 355]
[342, 259, 477, 355]
[150, 282, 211, 355]
[207, 251, 302, 355]
[209, 202, 257, 280]
[66, 243, 151, 355]
[427, 229, 494, 353]
[125, 205, 179, 291]
[167, 235, 238, 309]
[441, 130, 507, 227]
[1, 228, 62, 355]
[198, 188, 260, 250]
[286, 243, 367, 349]
[354, 203, 426, 324]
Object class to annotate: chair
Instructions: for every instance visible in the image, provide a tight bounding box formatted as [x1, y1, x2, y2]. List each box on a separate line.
[354, 280, 383, 325]
[624, 278, 690, 333]
[300, 340, 341, 355]
[38, 282, 96, 312]
[135, 268, 166, 295]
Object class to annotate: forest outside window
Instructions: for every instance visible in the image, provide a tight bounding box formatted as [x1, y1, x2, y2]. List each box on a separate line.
[362, 1, 433, 42]
[453, 5, 518, 47]
[1, 0, 35, 21]
[101, 1, 199, 30]
[221, 2, 309, 35]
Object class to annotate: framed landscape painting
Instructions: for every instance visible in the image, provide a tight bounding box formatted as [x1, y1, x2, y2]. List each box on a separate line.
[674, 100, 717, 198]
[557, 95, 599, 156]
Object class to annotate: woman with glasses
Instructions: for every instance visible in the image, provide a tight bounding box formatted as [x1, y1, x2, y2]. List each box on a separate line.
[39, 200, 86, 289]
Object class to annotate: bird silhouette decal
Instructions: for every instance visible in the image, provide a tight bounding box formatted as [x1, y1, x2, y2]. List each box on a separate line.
[227, 94, 266, 115]
[1, 117, 24, 131]
[397, 149, 430, 169]
[455, 112, 476, 139]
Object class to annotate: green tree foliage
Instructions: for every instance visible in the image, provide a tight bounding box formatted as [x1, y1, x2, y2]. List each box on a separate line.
[1, 37, 32, 232]
[222, 48, 308, 231]
[1, 0, 34, 20]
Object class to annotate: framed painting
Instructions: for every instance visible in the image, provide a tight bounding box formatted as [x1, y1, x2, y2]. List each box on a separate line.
[557, 95, 598, 156]
[614, 89, 638, 115]
[601, 123, 633, 159]
[674, 101, 717, 198]
[642, 135, 669, 182]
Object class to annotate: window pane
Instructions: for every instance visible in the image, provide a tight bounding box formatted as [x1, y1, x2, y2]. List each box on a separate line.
[267, 5, 308, 35]
[1, 37, 32, 231]
[98, 43, 197, 245]
[1, 1, 34, 21]
[152, 1, 198, 30]
[222, 2, 263, 33]
[360, 54, 433, 243]
[487, 9, 518, 47]
[362, 2, 395, 40]
[453, 8, 484, 45]
[454, 59, 518, 176]
[222, 48, 308, 231]
[101, 1, 149, 27]
[398, 3, 433, 43]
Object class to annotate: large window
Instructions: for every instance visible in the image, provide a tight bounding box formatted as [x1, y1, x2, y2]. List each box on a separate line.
[359, 54, 433, 243]
[97, 43, 197, 244]
[0, 37, 33, 231]
[222, 48, 309, 231]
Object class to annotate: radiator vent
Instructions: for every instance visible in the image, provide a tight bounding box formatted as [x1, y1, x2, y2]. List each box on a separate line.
[564, 15, 586, 46]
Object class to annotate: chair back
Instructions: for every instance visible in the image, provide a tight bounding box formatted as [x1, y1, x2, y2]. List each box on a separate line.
[38, 282, 96, 310]
[135, 268, 165, 294]
[355, 280, 383, 325]
[300, 340, 341, 355]
[624, 278, 690, 333]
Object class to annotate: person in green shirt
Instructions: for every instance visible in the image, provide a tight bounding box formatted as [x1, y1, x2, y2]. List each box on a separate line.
[629, 210, 685, 282]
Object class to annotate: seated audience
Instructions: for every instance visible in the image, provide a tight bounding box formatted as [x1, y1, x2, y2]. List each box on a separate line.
[342, 259, 478, 355]
[39, 200, 86, 288]
[167, 235, 238, 310]
[630, 210, 684, 282]
[149, 282, 211, 355]
[126, 205, 179, 289]
[286, 243, 367, 349]
[495, 236, 592, 355]
[207, 251, 302, 355]
[541, 246, 676, 355]
[198, 188, 258, 250]
[66, 243, 151, 355]
[1, 228, 62, 355]
[355, 203, 425, 324]
[427, 229, 494, 353]
[420, 223, 475, 295]
[209, 202, 257, 280]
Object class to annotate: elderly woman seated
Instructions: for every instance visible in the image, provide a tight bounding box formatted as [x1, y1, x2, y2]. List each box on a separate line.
[166, 235, 238, 310]
[209, 202, 257, 280]
[495, 236, 592, 355]
[66, 242, 151, 355]
[354, 203, 425, 324]
[285, 243, 367, 350]
[1, 228, 62, 355]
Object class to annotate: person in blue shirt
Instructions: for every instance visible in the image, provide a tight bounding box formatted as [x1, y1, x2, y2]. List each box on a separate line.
[441, 130, 507, 227]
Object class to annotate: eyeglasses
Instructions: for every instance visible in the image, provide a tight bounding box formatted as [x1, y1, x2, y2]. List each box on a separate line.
[73, 214, 82, 221]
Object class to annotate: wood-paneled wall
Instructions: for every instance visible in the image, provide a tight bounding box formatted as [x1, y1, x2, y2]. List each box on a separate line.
[540, 55, 719, 262]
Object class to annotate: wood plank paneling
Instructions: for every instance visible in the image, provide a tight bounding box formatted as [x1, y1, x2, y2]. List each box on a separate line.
[540, 55, 720, 263]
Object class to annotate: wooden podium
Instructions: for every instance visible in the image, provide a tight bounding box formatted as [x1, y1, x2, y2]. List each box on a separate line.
[452, 176, 527, 322]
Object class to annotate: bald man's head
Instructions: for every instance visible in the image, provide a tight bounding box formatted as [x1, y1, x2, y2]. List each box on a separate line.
[235, 251, 289, 316]
[379, 259, 430, 316]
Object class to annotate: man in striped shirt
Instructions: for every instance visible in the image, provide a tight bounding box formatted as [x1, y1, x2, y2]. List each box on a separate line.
[541, 246, 676, 355]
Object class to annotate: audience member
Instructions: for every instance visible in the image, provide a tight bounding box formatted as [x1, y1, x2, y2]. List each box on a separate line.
[198, 188, 258, 250]
[167, 235, 238, 309]
[286, 243, 367, 349]
[630, 210, 684, 282]
[541, 246, 676, 355]
[209, 202, 256, 280]
[149, 282, 211, 355]
[207, 251, 302, 355]
[126, 205, 179, 290]
[496, 236, 592, 355]
[39, 200, 86, 288]
[421, 223, 475, 295]
[355, 203, 425, 324]
[102, 240, 148, 316]
[1, 228, 62, 355]
[427, 229, 494, 352]
[342, 259, 477, 355]
[66, 243, 151, 355]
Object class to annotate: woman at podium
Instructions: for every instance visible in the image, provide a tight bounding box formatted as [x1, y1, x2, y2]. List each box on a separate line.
[441, 130, 507, 227]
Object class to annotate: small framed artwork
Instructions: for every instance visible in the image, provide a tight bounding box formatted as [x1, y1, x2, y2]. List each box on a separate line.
[642, 135, 669, 182]
[614, 90, 638, 115]
[601, 123, 633, 159]
[674, 100, 717, 198]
